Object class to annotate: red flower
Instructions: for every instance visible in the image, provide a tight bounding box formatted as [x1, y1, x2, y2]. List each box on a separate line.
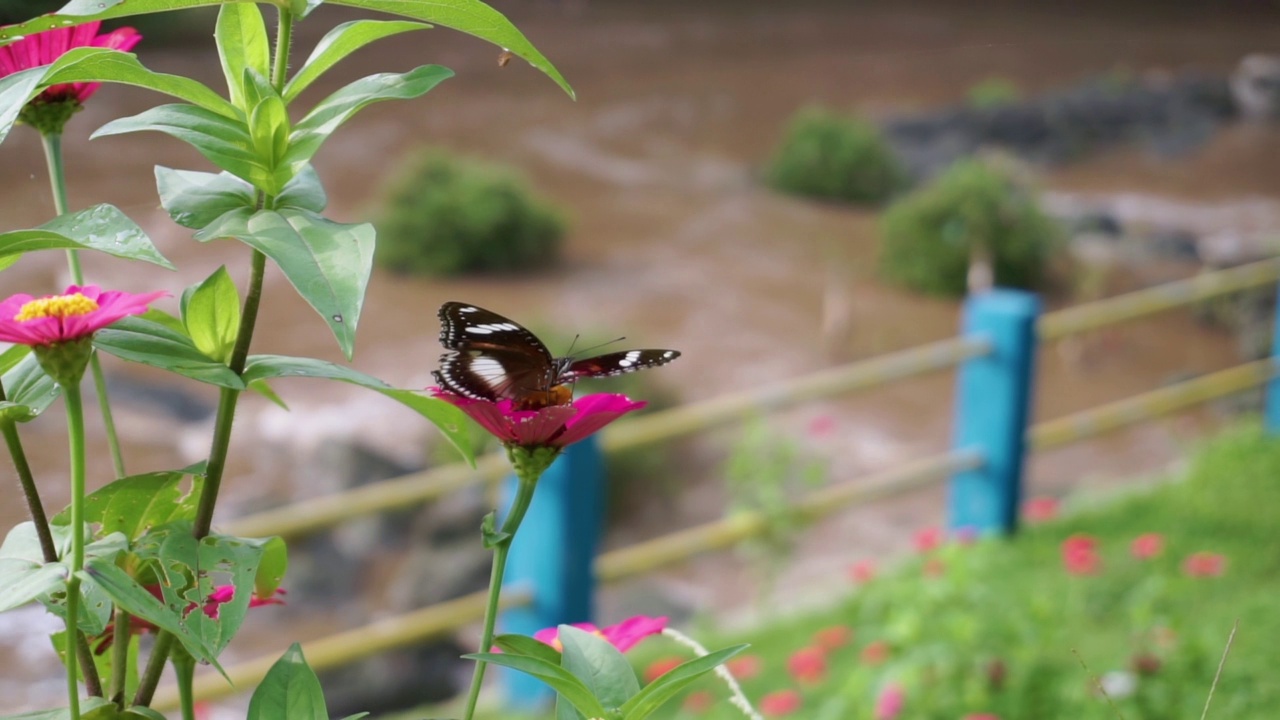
[807, 414, 837, 438]
[644, 656, 683, 683]
[432, 389, 645, 449]
[787, 646, 826, 684]
[1023, 497, 1059, 523]
[860, 640, 890, 665]
[1061, 534, 1101, 575]
[922, 557, 947, 577]
[0, 21, 141, 104]
[848, 559, 876, 583]
[0, 285, 166, 347]
[874, 682, 905, 720]
[682, 691, 713, 714]
[759, 689, 801, 716]
[1182, 552, 1226, 577]
[813, 625, 853, 650]
[726, 654, 763, 679]
[913, 526, 943, 553]
[533, 615, 666, 653]
[1130, 533, 1164, 560]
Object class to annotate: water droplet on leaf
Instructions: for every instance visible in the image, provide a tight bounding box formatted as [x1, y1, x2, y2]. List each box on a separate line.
[331, 314, 343, 323]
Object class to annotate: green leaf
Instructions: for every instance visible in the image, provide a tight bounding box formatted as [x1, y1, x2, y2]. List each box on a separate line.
[52, 629, 144, 708]
[185, 266, 241, 364]
[618, 644, 749, 720]
[0, 559, 67, 613]
[196, 208, 373, 359]
[93, 104, 268, 190]
[247, 643, 329, 720]
[463, 652, 608, 718]
[0, 66, 55, 146]
[276, 164, 328, 213]
[284, 19, 431, 103]
[2, 353, 59, 421]
[0, 522, 63, 563]
[242, 354, 476, 465]
[0, 696, 116, 720]
[155, 167, 256, 230]
[215, 3, 271, 111]
[249, 93, 293, 194]
[494, 633, 563, 665]
[122, 707, 167, 720]
[40, 46, 237, 118]
[249, 378, 289, 409]
[51, 469, 204, 541]
[325, 0, 573, 98]
[80, 558, 222, 669]
[94, 316, 245, 389]
[0, 204, 174, 270]
[255, 536, 288, 598]
[558, 625, 641, 710]
[0, 345, 28, 375]
[283, 64, 453, 168]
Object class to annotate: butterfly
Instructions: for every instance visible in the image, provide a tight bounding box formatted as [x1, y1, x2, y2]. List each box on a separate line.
[433, 301, 680, 410]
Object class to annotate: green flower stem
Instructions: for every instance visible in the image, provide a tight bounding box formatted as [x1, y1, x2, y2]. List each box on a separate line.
[109, 606, 131, 703]
[461, 453, 547, 720]
[172, 651, 197, 720]
[133, 632, 173, 707]
[41, 132, 127, 479]
[0, 382, 58, 563]
[63, 382, 88, 720]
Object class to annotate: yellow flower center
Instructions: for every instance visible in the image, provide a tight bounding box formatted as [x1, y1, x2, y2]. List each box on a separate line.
[15, 293, 99, 322]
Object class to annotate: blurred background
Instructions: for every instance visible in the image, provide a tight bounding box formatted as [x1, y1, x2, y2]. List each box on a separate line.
[1, 0, 1279, 715]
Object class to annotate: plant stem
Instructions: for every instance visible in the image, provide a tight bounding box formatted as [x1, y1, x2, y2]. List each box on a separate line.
[63, 381, 87, 720]
[173, 652, 197, 720]
[133, 632, 173, 707]
[1, 380, 58, 563]
[462, 472, 540, 720]
[109, 606, 131, 703]
[41, 133, 128, 480]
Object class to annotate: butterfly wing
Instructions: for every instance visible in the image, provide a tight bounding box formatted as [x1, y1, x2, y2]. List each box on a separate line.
[561, 349, 681, 382]
[434, 302, 557, 401]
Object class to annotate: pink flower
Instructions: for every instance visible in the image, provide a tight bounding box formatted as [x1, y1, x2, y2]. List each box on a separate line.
[963, 715, 1001, 720]
[431, 389, 645, 449]
[786, 646, 826, 684]
[199, 584, 287, 620]
[861, 640, 890, 665]
[913, 526, 943, 553]
[848, 559, 876, 583]
[1023, 497, 1059, 523]
[813, 625, 853, 650]
[726, 654, 763, 679]
[682, 691, 713, 714]
[1061, 534, 1101, 576]
[922, 557, 947, 577]
[807, 414, 837, 438]
[533, 615, 666, 654]
[1130, 533, 1164, 560]
[93, 584, 284, 653]
[644, 656, 683, 683]
[759, 689, 802, 716]
[874, 682, 905, 720]
[0, 285, 165, 346]
[1183, 552, 1227, 577]
[0, 21, 141, 104]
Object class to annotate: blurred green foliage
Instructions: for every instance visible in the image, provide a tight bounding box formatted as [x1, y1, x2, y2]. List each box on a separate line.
[765, 107, 905, 206]
[967, 77, 1023, 108]
[878, 157, 1062, 297]
[375, 150, 566, 277]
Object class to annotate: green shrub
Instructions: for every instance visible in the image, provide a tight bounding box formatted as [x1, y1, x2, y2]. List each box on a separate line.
[765, 107, 905, 205]
[967, 77, 1022, 108]
[878, 158, 1062, 297]
[374, 151, 566, 277]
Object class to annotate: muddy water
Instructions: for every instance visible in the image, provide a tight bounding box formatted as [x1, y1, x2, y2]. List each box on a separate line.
[2, 0, 1280, 708]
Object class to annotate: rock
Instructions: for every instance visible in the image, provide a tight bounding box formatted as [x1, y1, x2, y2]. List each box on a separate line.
[1231, 54, 1280, 120]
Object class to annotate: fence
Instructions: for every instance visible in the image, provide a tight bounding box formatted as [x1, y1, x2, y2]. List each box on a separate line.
[153, 257, 1280, 711]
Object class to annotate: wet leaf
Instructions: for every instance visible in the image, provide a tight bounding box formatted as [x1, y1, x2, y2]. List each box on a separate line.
[2, 353, 59, 420]
[94, 316, 245, 389]
[0, 204, 174, 270]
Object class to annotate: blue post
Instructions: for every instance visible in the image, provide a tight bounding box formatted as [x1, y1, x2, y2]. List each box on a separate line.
[499, 435, 606, 709]
[1266, 283, 1280, 433]
[948, 289, 1041, 535]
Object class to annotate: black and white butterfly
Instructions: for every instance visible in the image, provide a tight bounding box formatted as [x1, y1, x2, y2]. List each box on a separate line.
[433, 301, 680, 410]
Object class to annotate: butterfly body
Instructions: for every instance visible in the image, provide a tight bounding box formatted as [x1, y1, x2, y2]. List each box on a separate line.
[433, 302, 680, 411]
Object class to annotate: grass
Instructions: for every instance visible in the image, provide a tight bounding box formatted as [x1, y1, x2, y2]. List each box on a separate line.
[414, 423, 1280, 720]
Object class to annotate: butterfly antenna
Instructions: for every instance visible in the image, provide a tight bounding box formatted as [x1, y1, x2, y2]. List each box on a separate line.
[565, 333, 581, 356]
[569, 336, 627, 358]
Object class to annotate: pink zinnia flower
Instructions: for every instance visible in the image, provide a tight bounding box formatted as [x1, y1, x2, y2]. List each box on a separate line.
[533, 615, 666, 654]
[759, 689, 802, 716]
[813, 625, 853, 650]
[848, 559, 876, 583]
[1061, 534, 1101, 576]
[922, 557, 947, 577]
[726, 654, 763, 679]
[432, 389, 645, 449]
[0, 285, 165, 347]
[874, 682, 906, 720]
[1023, 497, 1059, 523]
[0, 22, 141, 104]
[913, 526, 943, 553]
[786, 646, 826, 684]
[1183, 552, 1226, 577]
[861, 639, 891, 665]
[682, 691, 713, 714]
[1130, 533, 1164, 560]
[644, 656, 683, 683]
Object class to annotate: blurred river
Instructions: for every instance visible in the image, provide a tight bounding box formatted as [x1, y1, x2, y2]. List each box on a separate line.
[2, 0, 1279, 710]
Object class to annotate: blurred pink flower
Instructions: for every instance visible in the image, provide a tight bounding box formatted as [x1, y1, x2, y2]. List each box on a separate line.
[726, 654, 763, 679]
[644, 656, 683, 683]
[759, 689, 802, 717]
[787, 646, 826, 684]
[963, 715, 1001, 720]
[807, 414, 837, 438]
[0, 285, 165, 347]
[1061, 534, 1101, 576]
[533, 615, 666, 653]
[93, 584, 283, 653]
[682, 690, 713, 714]
[923, 557, 947, 577]
[432, 389, 645, 449]
[813, 625, 853, 651]
[1130, 532, 1164, 560]
[1182, 551, 1226, 577]
[861, 640, 891, 666]
[913, 526, 943, 553]
[1023, 497, 1059, 523]
[848, 559, 876, 583]
[874, 682, 905, 720]
[0, 21, 141, 105]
